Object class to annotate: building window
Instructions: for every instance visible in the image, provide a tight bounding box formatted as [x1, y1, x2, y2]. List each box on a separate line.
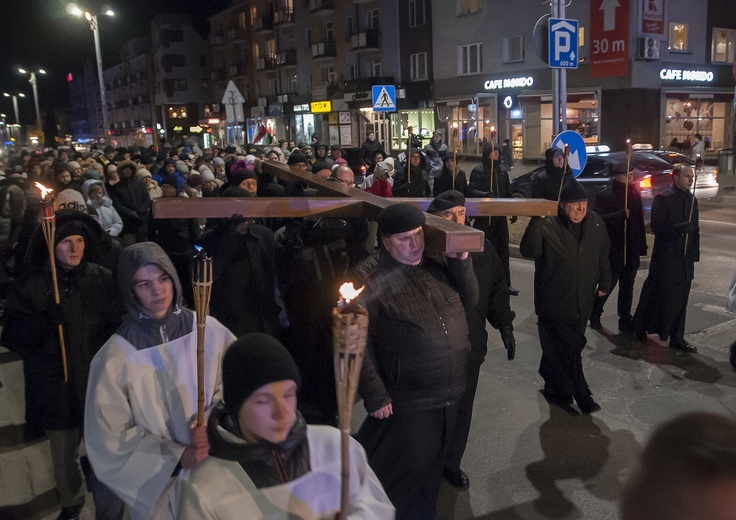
[269, 78, 278, 97]
[368, 9, 379, 30]
[173, 79, 187, 91]
[200, 55, 207, 67]
[306, 28, 312, 47]
[307, 72, 313, 92]
[668, 23, 688, 52]
[712, 28, 736, 63]
[249, 7, 257, 25]
[201, 79, 208, 90]
[459, 43, 482, 75]
[409, 0, 426, 27]
[410, 52, 427, 81]
[266, 39, 276, 56]
[289, 74, 298, 93]
[253, 43, 261, 60]
[324, 22, 333, 42]
[348, 63, 357, 80]
[503, 36, 524, 63]
[458, 0, 481, 16]
[371, 60, 382, 77]
[347, 16, 356, 37]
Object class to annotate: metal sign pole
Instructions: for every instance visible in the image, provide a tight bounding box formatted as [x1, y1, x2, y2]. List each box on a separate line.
[559, 0, 567, 134]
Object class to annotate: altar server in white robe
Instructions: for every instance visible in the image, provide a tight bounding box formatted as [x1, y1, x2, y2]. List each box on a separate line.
[85, 242, 236, 520]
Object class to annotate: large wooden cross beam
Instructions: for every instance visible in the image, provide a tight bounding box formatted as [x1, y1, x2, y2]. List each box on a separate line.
[152, 161, 557, 253]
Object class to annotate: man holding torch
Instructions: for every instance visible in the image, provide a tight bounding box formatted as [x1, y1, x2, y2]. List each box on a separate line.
[176, 333, 394, 519]
[2, 209, 124, 520]
[590, 162, 647, 333]
[633, 164, 699, 352]
[353, 203, 478, 519]
[84, 242, 236, 519]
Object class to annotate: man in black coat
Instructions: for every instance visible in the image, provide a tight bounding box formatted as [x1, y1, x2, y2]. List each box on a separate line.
[633, 164, 699, 352]
[354, 203, 478, 520]
[591, 163, 648, 332]
[520, 181, 611, 414]
[107, 159, 151, 247]
[432, 153, 468, 197]
[2, 211, 124, 520]
[531, 147, 574, 201]
[427, 190, 516, 491]
[392, 148, 431, 197]
[359, 131, 382, 168]
[468, 142, 518, 295]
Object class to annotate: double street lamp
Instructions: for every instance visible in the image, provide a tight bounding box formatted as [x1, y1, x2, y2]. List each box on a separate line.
[18, 68, 46, 131]
[3, 92, 26, 143]
[68, 3, 114, 139]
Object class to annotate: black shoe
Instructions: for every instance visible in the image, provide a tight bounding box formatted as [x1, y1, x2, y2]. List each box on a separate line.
[508, 286, 519, 296]
[635, 329, 647, 342]
[670, 341, 697, 353]
[540, 389, 573, 407]
[443, 467, 470, 490]
[56, 505, 83, 520]
[618, 316, 634, 334]
[589, 315, 602, 331]
[578, 400, 602, 415]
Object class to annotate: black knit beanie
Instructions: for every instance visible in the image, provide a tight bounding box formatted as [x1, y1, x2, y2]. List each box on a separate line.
[222, 333, 301, 417]
[377, 203, 426, 236]
[560, 180, 588, 203]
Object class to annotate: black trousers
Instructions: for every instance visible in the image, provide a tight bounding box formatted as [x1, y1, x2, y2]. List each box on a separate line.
[445, 348, 485, 471]
[537, 317, 591, 403]
[356, 404, 458, 520]
[633, 276, 691, 345]
[474, 216, 511, 286]
[592, 260, 639, 320]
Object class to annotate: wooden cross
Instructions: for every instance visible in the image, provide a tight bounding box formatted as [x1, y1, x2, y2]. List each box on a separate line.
[153, 161, 557, 253]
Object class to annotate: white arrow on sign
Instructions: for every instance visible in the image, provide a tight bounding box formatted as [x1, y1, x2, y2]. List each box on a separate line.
[600, 0, 620, 32]
[556, 142, 581, 171]
[551, 19, 576, 61]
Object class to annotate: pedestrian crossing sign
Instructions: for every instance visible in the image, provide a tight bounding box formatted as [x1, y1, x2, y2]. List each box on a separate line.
[372, 85, 396, 112]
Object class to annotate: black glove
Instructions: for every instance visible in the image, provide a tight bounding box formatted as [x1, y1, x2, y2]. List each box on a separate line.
[674, 222, 692, 235]
[500, 326, 516, 361]
[48, 303, 65, 328]
[509, 215, 518, 224]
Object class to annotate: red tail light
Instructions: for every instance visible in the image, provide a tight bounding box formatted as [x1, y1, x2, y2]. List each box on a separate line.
[638, 175, 652, 189]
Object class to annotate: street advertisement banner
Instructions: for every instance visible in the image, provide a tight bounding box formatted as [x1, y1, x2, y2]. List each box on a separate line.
[590, 0, 630, 78]
[640, 0, 665, 36]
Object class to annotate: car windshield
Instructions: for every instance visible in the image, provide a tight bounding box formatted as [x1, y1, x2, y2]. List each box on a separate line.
[631, 154, 673, 171]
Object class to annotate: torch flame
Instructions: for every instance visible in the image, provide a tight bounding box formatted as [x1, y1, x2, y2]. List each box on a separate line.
[35, 182, 53, 198]
[339, 282, 364, 303]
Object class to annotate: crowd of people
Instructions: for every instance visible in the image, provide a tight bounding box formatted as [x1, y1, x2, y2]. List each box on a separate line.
[0, 129, 726, 520]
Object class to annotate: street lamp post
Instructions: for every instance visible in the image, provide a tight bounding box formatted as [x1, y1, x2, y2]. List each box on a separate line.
[19, 68, 46, 131]
[3, 92, 26, 143]
[69, 4, 114, 139]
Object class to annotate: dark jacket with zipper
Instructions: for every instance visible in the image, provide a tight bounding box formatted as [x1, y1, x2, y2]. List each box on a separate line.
[353, 249, 478, 414]
[207, 403, 310, 489]
[520, 209, 611, 323]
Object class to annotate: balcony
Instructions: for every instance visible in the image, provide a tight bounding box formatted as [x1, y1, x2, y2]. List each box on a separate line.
[311, 40, 337, 60]
[275, 49, 298, 68]
[226, 27, 247, 42]
[209, 34, 224, 47]
[255, 56, 276, 72]
[273, 9, 295, 26]
[309, 0, 335, 16]
[228, 63, 248, 78]
[252, 14, 274, 33]
[350, 29, 379, 52]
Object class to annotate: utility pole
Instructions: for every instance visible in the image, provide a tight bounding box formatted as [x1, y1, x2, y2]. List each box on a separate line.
[551, 0, 568, 137]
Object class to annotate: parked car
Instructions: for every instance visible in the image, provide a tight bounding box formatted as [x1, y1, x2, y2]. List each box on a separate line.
[646, 150, 720, 199]
[510, 151, 678, 226]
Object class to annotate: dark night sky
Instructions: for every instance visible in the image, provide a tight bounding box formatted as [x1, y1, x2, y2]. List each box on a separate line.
[0, 0, 231, 124]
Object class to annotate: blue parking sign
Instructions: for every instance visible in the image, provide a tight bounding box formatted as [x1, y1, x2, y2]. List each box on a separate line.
[549, 18, 578, 69]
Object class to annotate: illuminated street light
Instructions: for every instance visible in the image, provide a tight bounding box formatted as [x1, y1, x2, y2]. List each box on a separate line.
[3, 92, 27, 143]
[18, 67, 46, 131]
[68, 3, 115, 138]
